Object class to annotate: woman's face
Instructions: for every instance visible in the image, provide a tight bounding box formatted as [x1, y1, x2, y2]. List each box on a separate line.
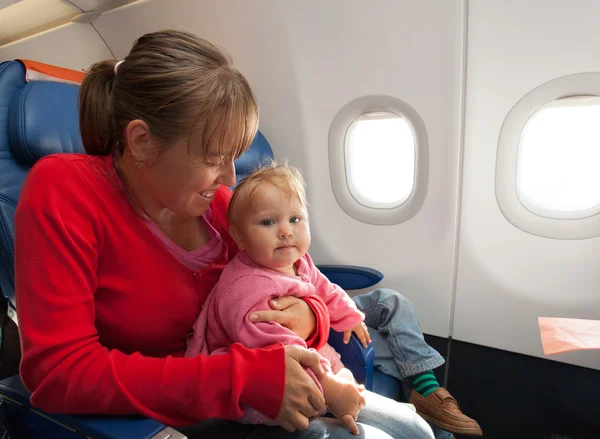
[136, 131, 238, 217]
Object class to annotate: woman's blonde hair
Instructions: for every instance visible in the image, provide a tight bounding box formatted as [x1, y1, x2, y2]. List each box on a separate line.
[79, 29, 258, 162]
[228, 160, 307, 225]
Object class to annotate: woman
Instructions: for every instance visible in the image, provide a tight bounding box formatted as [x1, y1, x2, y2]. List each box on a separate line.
[15, 29, 435, 438]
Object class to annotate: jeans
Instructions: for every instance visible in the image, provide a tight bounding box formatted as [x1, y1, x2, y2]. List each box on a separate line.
[352, 289, 445, 380]
[178, 390, 434, 438]
[353, 289, 452, 439]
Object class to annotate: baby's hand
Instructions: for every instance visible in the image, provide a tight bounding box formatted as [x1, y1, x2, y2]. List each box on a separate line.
[326, 371, 366, 435]
[343, 322, 371, 348]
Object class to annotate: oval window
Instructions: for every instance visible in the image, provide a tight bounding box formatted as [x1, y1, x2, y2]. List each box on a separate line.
[496, 72, 600, 239]
[329, 95, 428, 225]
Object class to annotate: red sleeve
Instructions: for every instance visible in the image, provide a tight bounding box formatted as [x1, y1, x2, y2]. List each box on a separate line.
[304, 295, 330, 350]
[211, 186, 239, 260]
[15, 159, 285, 425]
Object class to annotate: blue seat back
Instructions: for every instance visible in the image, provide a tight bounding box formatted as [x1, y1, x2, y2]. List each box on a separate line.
[0, 59, 273, 309]
[234, 130, 273, 184]
[0, 61, 85, 309]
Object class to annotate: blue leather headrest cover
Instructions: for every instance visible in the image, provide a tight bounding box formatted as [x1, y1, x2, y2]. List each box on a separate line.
[8, 81, 84, 165]
[234, 130, 274, 184]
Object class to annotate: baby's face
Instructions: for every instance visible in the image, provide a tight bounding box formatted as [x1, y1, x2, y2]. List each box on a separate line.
[234, 183, 310, 273]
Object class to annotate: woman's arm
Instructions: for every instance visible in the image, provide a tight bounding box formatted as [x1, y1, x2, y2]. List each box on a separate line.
[250, 296, 330, 348]
[214, 277, 328, 372]
[15, 159, 285, 426]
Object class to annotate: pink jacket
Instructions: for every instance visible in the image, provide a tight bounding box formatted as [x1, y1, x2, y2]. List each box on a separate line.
[185, 251, 365, 424]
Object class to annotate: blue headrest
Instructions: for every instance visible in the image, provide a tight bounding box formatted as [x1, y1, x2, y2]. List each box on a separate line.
[0, 61, 84, 305]
[9, 81, 84, 164]
[234, 130, 274, 184]
[0, 61, 29, 304]
[0, 61, 27, 157]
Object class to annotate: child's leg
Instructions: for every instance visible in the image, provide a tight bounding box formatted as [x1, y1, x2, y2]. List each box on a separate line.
[352, 289, 482, 437]
[352, 288, 444, 379]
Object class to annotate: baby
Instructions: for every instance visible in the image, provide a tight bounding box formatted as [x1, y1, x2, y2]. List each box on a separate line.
[185, 161, 370, 434]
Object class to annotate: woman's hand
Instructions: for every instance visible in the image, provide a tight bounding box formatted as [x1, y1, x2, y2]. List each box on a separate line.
[275, 345, 326, 432]
[250, 296, 316, 340]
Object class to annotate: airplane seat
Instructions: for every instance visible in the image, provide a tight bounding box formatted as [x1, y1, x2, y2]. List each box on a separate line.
[0, 59, 179, 439]
[0, 59, 393, 438]
[233, 130, 273, 184]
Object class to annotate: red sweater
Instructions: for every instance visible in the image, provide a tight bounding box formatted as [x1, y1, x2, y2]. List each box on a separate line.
[14, 154, 329, 426]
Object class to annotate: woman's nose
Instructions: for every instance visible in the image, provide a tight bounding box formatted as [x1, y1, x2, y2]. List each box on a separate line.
[218, 161, 236, 187]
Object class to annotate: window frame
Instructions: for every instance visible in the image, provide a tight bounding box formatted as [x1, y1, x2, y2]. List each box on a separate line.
[496, 73, 600, 239]
[329, 95, 428, 225]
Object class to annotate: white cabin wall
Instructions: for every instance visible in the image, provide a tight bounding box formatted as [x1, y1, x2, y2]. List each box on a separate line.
[94, 0, 466, 338]
[0, 23, 111, 70]
[455, 0, 600, 370]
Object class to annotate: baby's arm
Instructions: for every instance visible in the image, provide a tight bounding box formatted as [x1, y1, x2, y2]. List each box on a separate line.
[216, 276, 308, 347]
[214, 276, 332, 381]
[305, 254, 365, 331]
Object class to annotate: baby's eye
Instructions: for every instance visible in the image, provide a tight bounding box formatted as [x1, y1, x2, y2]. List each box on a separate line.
[261, 219, 275, 226]
[290, 216, 301, 224]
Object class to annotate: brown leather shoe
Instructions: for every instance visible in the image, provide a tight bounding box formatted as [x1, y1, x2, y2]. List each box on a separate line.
[409, 388, 483, 437]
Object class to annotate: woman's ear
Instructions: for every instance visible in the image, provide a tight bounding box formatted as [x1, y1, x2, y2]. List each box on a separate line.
[124, 119, 153, 164]
[230, 224, 245, 250]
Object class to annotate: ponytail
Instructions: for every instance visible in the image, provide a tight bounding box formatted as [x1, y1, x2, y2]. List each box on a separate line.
[78, 60, 119, 156]
[78, 30, 259, 162]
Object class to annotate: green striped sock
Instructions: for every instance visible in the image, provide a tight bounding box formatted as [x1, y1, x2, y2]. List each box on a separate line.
[410, 370, 440, 397]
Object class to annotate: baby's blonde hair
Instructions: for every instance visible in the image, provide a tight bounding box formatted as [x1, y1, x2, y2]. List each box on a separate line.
[228, 160, 307, 225]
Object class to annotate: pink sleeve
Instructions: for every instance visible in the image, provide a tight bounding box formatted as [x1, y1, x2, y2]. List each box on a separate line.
[305, 254, 365, 332]
[215, 275, 332, 374]
[216, 276, 303, 347]
[318, 343, 344, 374]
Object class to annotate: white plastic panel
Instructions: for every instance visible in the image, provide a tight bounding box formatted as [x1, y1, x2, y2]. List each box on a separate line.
[0, 22, 111, 70]
[64, 0, 140, 13]
[0, 0, 77, 45]
[455, 0, 600, 370]
[94, 0, 466, 337]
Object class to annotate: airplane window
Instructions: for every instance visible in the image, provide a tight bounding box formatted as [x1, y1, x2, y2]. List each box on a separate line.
[496, 73, 600, 239]
[329, 94, 428, 225]
[345, 112, 415, 209]
[517, 96, 600, 218]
